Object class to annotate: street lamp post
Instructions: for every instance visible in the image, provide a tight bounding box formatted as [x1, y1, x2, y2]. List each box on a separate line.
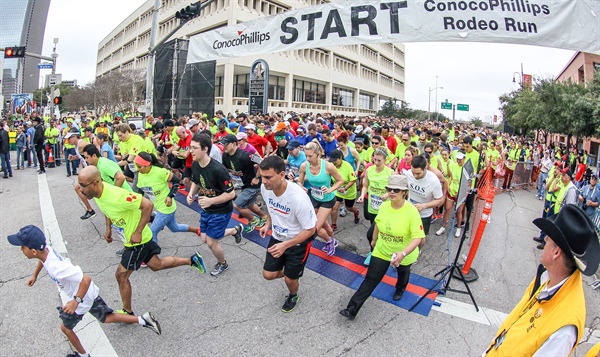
[428, 84, 443, 121]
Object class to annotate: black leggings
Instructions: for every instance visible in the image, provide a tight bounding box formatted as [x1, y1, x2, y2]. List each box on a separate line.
[346, 255, 412, 316]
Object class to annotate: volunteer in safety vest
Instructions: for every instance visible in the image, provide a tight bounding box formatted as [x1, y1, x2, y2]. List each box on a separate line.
[485, 205, 599, 356]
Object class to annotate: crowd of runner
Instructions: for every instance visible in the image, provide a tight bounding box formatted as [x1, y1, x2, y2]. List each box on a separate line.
[3, 109, 600, 357]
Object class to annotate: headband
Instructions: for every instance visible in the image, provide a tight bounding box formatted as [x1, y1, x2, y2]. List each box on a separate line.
[134, 155, 152, 167]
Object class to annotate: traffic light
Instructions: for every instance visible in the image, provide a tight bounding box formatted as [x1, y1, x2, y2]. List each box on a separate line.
[175, 1, 201, 21]
[4, 46, 26, 58]
[54, 97, 62, 105]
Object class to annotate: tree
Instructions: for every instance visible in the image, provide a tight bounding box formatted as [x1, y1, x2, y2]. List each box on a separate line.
[470, 116, 483, 127]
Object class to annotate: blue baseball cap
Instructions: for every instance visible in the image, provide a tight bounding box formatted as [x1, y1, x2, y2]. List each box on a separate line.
[287, 139, 301, 150]
[7, 225, 47, 250]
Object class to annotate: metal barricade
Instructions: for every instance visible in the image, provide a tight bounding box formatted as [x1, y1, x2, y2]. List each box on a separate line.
[511, 162, 533, 189]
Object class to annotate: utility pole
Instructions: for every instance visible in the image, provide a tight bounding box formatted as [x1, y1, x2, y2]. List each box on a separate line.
[435, 76, 439, 122]
[144, 0, 160, 117]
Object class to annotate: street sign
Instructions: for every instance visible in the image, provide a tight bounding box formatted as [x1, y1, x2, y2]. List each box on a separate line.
[49, 75, 56, 85]
[457, 104, 470, 111]
[441, 102, 452, 110]
[38, 62, 53, 69]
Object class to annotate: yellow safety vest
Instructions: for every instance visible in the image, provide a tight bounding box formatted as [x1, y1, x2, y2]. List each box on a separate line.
[485, 268, 585, 356]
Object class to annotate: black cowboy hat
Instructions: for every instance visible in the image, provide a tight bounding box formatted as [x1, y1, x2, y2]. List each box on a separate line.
[533, 204, 600, 276]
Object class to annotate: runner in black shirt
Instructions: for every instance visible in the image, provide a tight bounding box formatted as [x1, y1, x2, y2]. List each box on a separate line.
[221, 134, 267, 233]
[187, 133, 242, 276]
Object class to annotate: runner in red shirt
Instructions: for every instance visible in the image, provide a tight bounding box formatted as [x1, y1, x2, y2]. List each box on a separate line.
[245, 124, 271, 157]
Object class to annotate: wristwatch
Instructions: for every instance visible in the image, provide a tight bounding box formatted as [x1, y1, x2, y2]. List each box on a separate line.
[74, 296, 83, 304]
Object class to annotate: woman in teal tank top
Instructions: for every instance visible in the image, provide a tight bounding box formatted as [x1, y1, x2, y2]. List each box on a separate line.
[299, 141, 344, 256]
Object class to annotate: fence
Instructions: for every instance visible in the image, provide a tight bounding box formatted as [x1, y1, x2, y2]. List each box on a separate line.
[492, 161, 535, 190]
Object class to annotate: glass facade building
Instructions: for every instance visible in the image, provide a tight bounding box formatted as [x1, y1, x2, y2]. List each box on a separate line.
[0, 0, 50, 101]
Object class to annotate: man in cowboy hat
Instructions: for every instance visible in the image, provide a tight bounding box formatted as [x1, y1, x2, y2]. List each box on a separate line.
[484, 204, 600, 356]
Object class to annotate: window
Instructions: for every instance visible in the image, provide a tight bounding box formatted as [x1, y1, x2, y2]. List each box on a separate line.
[359, 93, 374, 110]
[332, 87, 354, 107]
[268, 75, 285, 100]
[215, 76, 223, 97]
[293, 80, 325, 104]
[233, 74, 249, 97]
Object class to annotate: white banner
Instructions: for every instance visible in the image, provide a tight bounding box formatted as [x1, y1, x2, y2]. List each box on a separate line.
[187, 0, 600, 63]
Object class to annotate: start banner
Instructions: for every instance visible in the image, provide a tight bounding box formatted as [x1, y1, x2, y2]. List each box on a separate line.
[187, 0, 600, 63]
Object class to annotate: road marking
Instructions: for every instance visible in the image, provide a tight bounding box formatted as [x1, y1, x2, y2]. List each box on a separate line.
[38, 174, 118, 357]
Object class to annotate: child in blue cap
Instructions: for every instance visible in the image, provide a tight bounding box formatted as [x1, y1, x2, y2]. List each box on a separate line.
[8, 225, 162, 357]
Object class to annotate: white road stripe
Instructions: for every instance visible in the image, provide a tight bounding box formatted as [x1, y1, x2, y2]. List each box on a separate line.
[38, 174, 118, 357]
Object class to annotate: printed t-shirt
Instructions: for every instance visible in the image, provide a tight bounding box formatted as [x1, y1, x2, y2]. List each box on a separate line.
[43, 246, 100, 315]
[404, 169, 443, 218]
[94, 183, 152, 247]
[97, 157, 133, 192]
[366, 165, 394, 214]
[222, 148, 260, 189]
[261, 182, 316, 242]
[488, 149, 500, 170]
[334, 160, 357, 200]
[137, 166, 175, 214]
[191, 159, 234, 214]
[448, 161, 463, 197]
[119, 134, 145, 157]
[373, 201, 424, 265]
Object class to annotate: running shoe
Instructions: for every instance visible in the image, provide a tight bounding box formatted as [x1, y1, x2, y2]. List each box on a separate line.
[455, 227, 462, 238]
[339, 308, 355, 320]
[116, 248, 125, 256]
[140, 262, 148, 268]
[141, 312, 162, 335]
[256, 216, 268, 227]
[322, 238, 338, 256]
[114, 309, 134, 315]
[354, 210, 360, 224]
[281, 293, 299, 312]
[210, 262, 229, 276]
[430, 214, 437, 223]
[233, 223, 243, 243]
[80, 210, 96, 220]
[435, 227, 446, 236]
[191, 252, 206, 273]
[331, 224, 337, 231]
[243, 219, 259, 233]
[339, 206, 347, 217]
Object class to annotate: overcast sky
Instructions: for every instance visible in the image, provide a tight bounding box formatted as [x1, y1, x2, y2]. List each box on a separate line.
[41, 0, 575, 121]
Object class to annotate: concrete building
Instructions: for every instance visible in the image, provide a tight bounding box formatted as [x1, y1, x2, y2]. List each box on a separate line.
[0, 0, 51, 99]
[96, 0, 406, 116]
[547, 52, 600, 165]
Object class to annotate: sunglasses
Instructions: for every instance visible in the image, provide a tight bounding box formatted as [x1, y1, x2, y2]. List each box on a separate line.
[386, 187, 402, 193]
[372, 141, 380, 145]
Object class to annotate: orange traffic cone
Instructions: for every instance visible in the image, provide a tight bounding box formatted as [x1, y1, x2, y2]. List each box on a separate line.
[47, 150, 55, 168]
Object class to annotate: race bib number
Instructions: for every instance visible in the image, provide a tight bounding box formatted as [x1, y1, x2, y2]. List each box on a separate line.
[112, 225, 127, 243]
[370, 194, 383, 210]
[273, 225, 288, 241]
[230, 174, 244, 189]
[311, 186, 324, 200]
[140, 186, 156, 202]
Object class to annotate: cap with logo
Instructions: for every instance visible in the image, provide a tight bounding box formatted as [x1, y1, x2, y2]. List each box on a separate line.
[220, 134, 238, 145]
[7, 225, 47, 250]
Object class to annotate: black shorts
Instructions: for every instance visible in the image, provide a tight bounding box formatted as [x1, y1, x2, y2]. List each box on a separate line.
[309, 195, 336, 209]
[171, 157, 185, 169]
[121, 240, 162, 271]
[58, 296, 114, 330]
[263, 236, 313, 280]
[183, 166, 192, 179]
[335, 196, 356, 207]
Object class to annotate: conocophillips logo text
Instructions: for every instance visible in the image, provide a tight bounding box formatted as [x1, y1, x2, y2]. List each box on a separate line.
[213, 30, 271, 49]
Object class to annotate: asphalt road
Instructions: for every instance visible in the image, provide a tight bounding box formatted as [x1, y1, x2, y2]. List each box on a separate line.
[1, 151, 599, 356]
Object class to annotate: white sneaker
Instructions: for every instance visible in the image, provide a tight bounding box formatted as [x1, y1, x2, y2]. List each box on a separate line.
[435, 227, 446, 236]
[455, 227, 462, 238]
[339, 206, 347, 217]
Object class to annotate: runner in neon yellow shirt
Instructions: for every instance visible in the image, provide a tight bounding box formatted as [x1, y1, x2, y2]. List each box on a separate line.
[340, 174, 424, 319]
[77, 166, 208, 315]
[135, 152, 199, 243]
